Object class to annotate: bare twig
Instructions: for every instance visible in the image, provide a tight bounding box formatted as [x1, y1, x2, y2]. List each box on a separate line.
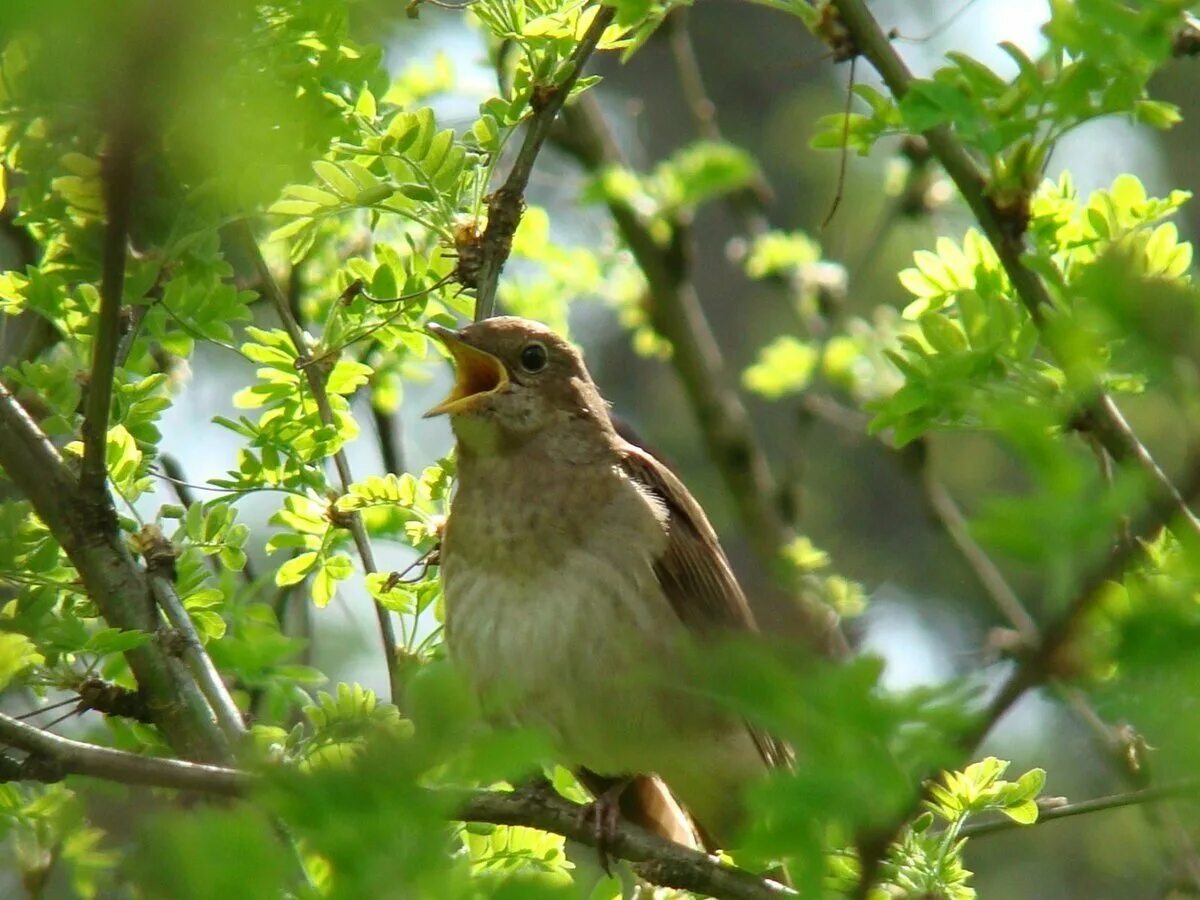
[227, 219, 400, 702]
[911, 447, 1039, 644]
[472, 4, 615, 320]
[666, 8, 771, 235]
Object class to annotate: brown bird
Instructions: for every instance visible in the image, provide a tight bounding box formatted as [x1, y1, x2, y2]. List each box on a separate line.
[425, 316, 788, 851]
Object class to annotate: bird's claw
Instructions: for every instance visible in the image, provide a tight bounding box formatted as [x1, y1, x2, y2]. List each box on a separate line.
[579, 790, 623, 876]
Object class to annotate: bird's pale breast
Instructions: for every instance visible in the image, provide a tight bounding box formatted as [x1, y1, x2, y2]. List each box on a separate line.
[442, 452, 761, 831]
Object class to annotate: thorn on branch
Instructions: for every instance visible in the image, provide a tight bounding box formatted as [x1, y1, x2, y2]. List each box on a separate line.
[451, 217, 486, 289]
[134, 523, 178, 581]
[75, 677, 153, 723]
[983, 185, 1032, 241]
[480, 186, 524, 283]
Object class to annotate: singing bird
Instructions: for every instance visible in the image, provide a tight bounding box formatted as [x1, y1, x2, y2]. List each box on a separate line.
[425, 316, 788, 850]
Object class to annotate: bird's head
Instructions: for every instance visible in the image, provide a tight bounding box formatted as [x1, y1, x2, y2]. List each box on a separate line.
[424, 316, 611, 454]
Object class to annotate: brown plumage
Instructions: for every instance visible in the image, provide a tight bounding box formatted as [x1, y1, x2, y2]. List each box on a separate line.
[425, 316, 788, 849]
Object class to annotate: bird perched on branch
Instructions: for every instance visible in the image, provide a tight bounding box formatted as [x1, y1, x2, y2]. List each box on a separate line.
[425, 316, 789, 852]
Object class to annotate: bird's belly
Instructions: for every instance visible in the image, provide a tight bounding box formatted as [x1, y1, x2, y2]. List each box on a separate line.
[444, 549, 727, 780]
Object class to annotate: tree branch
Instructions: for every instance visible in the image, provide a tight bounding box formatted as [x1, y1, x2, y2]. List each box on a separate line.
[0, 711, 790, 900]
[80, 132, 134, 500]
[854, 457, 1200, 895]
[459, 783, 793, 900]
[228, 219, 400, 702]
[825, 0, 1200, 542]
[553, 96, 848, 659]
[472, 4, 615, 320]
[0, 383, 230, 762]
[0, 711, 247, 796]
[148, 572, 246, 743]
[959, 778, 1200, 839]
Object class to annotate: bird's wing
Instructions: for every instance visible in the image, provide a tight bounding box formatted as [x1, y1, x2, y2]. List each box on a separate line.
[617, 441, 793, 770]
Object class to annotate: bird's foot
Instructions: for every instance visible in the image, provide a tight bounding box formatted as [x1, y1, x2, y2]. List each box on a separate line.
[579, 780, 628, 876]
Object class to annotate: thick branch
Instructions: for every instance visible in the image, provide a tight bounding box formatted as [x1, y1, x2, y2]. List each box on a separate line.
[826, 0, 1200, 541]
[0, 711, 246, 796]
[554, 97, 847, 659]
[460, 784, 792, 900]
[0, 713, 788, 900]
[228, 220, 400, 701]
[472, 4, 615, 320]
[0, 384, 230, 762]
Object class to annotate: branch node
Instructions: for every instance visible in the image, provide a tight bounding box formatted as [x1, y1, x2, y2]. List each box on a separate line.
[156, 626, 194, 659]
[816, 1, 860, 63]
[134, 523, 178, 581]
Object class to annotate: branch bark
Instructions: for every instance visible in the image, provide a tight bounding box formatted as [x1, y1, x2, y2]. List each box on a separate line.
[472, 4, 616, 320]
[149, 572, 246, 743]
[79, 133, 135, 500]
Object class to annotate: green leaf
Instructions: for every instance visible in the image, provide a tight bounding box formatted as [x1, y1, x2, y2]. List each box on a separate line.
[0, 633, 43, 690]
[743, 336, 819, 399]
[276, 551, 318, 587]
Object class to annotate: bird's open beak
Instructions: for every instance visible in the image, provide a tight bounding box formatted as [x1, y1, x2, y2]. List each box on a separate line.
[423, 323, 510, 418]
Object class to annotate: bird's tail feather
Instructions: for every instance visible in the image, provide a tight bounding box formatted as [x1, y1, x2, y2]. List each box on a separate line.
[576, 770, 703, 850]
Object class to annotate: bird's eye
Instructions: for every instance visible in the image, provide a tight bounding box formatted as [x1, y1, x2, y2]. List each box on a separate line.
[519, 342, 548, 373]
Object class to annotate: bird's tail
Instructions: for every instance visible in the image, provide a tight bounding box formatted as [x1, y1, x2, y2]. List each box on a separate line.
[577, 770, 703, 850]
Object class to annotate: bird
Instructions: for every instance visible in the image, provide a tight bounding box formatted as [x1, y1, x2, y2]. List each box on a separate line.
[424, 315, 789, 853]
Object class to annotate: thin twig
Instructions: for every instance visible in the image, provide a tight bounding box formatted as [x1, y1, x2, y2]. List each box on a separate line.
[148, 573, 246, 743]
[472, 4, 616, 320]
[227, 219, 400, 703]
[666, 8, 771, 235]
[959, 778, 1200, 839]
[913, 448, 1038, 644]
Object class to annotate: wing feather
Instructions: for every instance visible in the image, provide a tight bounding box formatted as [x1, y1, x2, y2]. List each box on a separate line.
[617, 441, 793, 770]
